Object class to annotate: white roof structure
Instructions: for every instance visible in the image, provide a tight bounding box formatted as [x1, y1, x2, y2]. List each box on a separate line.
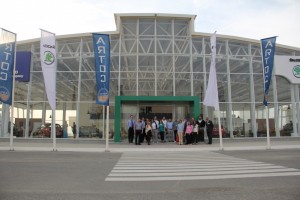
[13, 13, 300, 112]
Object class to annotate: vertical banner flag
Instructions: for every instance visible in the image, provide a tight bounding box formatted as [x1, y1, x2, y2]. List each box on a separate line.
[0, 28, 16, 105]
[203, 31, 219, 110]
[15, 51, 31, 82]
[93, 34, 110, 106]
[261, 37, 276, 106]
[40, 30, 57, 110]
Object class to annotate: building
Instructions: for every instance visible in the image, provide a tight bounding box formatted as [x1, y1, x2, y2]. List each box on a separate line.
[1, 13, 300, 142]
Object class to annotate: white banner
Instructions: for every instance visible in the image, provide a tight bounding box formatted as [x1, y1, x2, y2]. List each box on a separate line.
[40, 30, 56, 110]
[203, 31, 219, 111]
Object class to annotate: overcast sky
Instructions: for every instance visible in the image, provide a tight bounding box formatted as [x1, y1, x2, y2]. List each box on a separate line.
[1, 0, 300, 48]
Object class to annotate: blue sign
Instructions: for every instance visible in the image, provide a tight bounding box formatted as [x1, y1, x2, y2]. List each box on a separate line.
[16, 51, 31, 82]
[93, 34, 110, 106]
[0, 42, 15, 105]
[261, 37, 276, 106]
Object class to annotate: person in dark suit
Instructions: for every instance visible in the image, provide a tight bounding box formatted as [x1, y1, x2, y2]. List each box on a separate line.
[205, 117, 214, 144]
[127, 115, 135, 143]
[197, 115, 206, 142]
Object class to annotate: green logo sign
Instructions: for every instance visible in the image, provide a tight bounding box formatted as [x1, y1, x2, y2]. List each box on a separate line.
[44, 51, 55, 65]
[293, 65, 300, 78]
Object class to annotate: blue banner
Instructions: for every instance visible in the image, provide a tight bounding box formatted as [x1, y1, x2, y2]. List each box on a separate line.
[261, 37, 276, 106]
[0, 42, 15, 105]
[16, 51, 31, 82]
[93, 34, 110, 106]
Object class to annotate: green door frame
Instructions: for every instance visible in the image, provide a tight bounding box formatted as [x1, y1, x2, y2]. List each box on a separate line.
[114, 96, 200, 142]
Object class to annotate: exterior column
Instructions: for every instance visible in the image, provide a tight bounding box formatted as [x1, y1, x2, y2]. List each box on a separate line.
[248, 44, 257, 137]
[42, 92, 46, 124]
[118, 19, 122, 96]
[172, 20, 176, 96]
[25, 44, 34, 138]
[272, 73, 280, 137]
[154, 17, 157, 96]
[1, 105, 7, 137]
[291, 85, 297, 136]
[189, 21, 194, 96]
[75, 38, 83, 138]
[62, 101, 67, 138]
[136, 18, 139, 96]
[295, 85, 300, 136]
[4, 104, 9, 136]
[202, 38, 208, 117]
[226, 40, 233, 138]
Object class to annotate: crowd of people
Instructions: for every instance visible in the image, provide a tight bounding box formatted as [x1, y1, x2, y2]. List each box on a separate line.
[127, 115, 214, 145]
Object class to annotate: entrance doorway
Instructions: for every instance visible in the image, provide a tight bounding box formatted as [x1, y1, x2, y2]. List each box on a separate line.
[136, 102, 191, 121]
[114, 96, 200, 142]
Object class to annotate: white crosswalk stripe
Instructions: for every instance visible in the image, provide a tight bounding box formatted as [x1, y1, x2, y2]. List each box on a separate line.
[105, 151, 300, 181]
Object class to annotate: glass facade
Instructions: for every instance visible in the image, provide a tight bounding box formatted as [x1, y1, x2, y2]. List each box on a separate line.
[0, 14, 299, 141]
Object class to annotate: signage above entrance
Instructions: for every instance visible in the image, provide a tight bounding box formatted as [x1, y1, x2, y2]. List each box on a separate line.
[274, 56, 300, 84]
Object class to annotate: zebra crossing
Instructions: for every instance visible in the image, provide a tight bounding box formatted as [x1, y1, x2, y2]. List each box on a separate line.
[105, 151, 300, 181]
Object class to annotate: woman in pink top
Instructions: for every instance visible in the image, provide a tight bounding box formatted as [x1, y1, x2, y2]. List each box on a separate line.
[185, 121, 193, 145]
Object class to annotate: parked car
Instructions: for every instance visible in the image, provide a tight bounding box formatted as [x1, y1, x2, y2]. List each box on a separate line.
[8, 123, 20, 137]
[32, 123, 63, 138]
[280, 122, 293, 136]
[79, 126, 101, 138]
[212, 125, 226, 138]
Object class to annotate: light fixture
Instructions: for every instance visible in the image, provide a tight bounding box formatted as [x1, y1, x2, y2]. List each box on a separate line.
[49, 115, 52, 118]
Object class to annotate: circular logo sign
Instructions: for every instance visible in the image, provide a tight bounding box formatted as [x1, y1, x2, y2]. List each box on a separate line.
[293, 65, 300, 78]
[0, 86, 10, 102]
[97, 88, 109, 103]
[44, 51, 55, 65]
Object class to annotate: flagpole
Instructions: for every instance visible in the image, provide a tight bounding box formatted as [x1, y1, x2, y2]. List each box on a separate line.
[9, 32, 17, 151]
[265, 106, 271, 149]
[261, 37, 276, 149]
[105, 106, 110, 152]
[52, 109, 57, 151]
[217, 110, 223, 150]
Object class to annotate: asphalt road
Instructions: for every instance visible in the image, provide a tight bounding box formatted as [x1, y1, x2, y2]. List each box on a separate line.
[0, 149, 300, 200]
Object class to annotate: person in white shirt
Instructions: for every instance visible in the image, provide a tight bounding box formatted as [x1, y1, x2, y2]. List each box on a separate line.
[162, 116, 167, 142]
[192, 120, 198, 144]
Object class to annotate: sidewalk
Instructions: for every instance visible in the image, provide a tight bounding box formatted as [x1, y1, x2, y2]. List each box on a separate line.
[0, 137, 300, 152]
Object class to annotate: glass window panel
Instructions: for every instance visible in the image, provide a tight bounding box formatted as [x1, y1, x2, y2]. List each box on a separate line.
[193, 73, 204, 97]
[157, 55, 172, 72]
[229, 59, 250, 73]
[174, 37, 190, 54]
[157, 37, 172, 54]
[174, 20, 189, 36]
[230, 74, 251, 103]
[120, 56, 136, 72]
[139, 37, 155, 53]
[120, 75, 136, 96]
[138, 55, 155, 71]
[175, 56, 190, 72]
[175, 73, 191, 96]
[192, 37, 203, 55]
[156, 19, 172, 36]
[157, 79, 173, 96]
[276, 76, 291, 102]
[121, 39, 137, 53]
[139, 18, 154, 35]
[193, 56, 203, 72]
[253, 74, 264, 103]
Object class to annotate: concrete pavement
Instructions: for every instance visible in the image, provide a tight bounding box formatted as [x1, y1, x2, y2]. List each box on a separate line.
[0, 137, 300, 152]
